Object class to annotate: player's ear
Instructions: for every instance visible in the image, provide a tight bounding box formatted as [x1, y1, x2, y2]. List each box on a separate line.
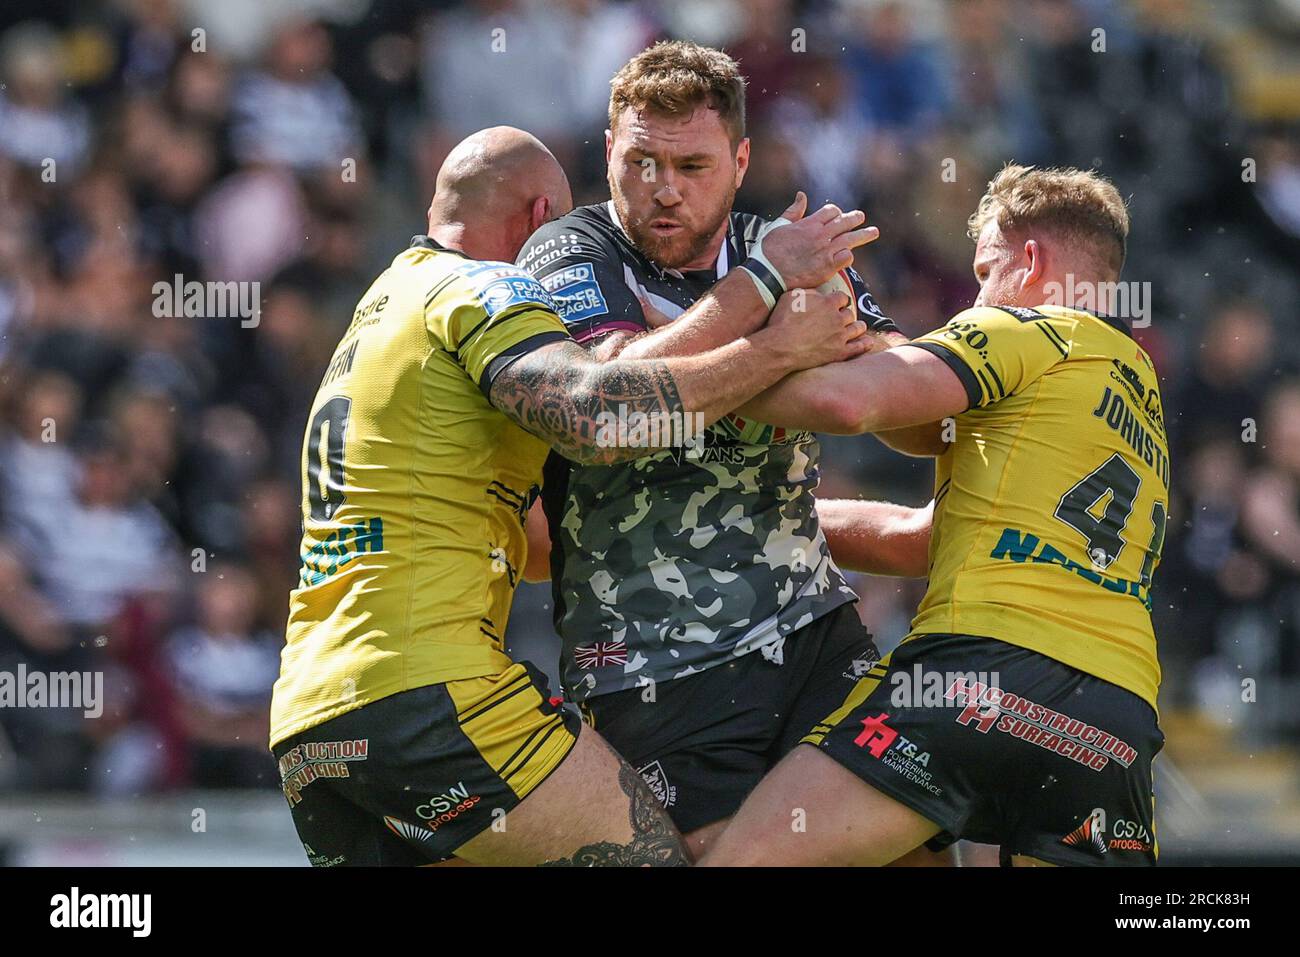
[1022, 238, 1044, 289]
[605, 129, 614, 165]
[529, 195, 551, 234]
[734, 137, 751, 189]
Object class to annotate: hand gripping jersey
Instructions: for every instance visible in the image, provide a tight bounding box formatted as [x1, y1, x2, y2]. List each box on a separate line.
[903, 304, 1169, 711]
[517, 202, 891, 702]
[270, 237, 569, 747]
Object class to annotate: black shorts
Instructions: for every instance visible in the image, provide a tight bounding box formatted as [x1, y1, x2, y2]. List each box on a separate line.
[272, 661, 580, 866]
[583, 603, 881, 834]
[807, 633, 1164, 866]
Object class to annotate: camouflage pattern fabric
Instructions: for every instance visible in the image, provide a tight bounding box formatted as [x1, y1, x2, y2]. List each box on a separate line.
[522, 204, 870, 701]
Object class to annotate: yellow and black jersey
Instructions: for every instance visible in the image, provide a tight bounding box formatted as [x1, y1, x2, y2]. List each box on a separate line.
[270, 236, 569, 748]
[903, 304, 1169, 712]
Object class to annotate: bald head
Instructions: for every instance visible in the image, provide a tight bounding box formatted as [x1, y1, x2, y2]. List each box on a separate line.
[427, 127, 573, 262]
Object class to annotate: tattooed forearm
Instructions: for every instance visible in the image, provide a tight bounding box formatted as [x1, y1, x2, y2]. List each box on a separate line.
[541, 762, 689, 867]
[488, 341, 686, 465]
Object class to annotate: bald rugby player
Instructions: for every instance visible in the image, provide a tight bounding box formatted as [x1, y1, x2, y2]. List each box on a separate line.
[269, 127, 877, 866]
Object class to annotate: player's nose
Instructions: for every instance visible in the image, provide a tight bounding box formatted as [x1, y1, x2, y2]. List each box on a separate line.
[654, 182, 682, 206]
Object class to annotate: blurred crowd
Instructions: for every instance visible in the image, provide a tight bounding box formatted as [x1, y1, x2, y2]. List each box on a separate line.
[0, 0, 1296, 794]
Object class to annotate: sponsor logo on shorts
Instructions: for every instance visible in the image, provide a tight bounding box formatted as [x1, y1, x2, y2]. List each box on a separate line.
[574, 640, 628, 669]
[638, 760, 677, 809]
[945, 677, 1138, 772]
[1061, 808, 1109, 855]
[384, 816, 438, 845]
[303, 843, 348, 867]
[760, 637, 786, 666]
[414, 782, 483, 831]
[853, 712, 942, 796]
[843, 654, 881, 681]
[1060, 807, 1154, 856]
[278, 738, 370, 808]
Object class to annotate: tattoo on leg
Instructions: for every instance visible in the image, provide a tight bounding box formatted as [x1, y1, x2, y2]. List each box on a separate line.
[541, 762, 688, 866]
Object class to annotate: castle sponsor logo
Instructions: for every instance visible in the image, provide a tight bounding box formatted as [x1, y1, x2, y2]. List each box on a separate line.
[638, 760, 677, 809]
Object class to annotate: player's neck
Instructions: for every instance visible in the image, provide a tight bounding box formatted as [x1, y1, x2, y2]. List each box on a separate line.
[426, 223, 469, 254]
[613, 198, 730, 274]
[426, 222, 510, 262]
[1029, 271, 1118, 315]
[674, 221, 730, 273]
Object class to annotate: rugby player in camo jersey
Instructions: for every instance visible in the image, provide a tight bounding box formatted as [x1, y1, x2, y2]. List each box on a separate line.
[518, 41, 924, 859]
[271, 126, 874, 867]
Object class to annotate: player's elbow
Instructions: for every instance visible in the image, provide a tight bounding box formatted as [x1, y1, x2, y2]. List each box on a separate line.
[812, 391, 873, 435]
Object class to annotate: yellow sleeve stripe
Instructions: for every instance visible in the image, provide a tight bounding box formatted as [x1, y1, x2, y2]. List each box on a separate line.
[1035, 321, 1070, 359]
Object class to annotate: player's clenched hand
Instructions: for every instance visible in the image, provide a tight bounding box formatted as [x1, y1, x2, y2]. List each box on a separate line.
[763, 288, 869, 371]
[751, 192, 881, 291]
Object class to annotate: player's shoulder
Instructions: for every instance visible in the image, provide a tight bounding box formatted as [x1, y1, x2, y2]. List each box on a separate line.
[945, 304, 1082, 343]
[518, 203, 619, 271]
[950, 304, 1062, 326]
[445, 257, 557, 318]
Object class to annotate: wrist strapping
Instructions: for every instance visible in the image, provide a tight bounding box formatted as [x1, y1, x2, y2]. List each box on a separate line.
[738, 258, 784, 309]
[737, 215, 792, 309]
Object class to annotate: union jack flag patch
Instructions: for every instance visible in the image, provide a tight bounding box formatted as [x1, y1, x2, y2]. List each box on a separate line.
[573, 641, 628, 669]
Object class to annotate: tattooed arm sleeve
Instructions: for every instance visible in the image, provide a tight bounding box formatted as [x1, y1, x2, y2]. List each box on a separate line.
[486, 334, 805, 466]
[486, 339, 685, 466]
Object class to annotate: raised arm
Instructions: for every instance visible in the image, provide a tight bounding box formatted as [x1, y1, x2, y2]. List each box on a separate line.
[816, 499, 934, 578]
[734, 328, 908, 434]
[613, 199, 880, 361]
[487, 288, 868, 466]
[519, 192, 879, 365]
[730, 258, 904, 432]
[737, 305, 1072, 437]
[736, 342, 969, 435]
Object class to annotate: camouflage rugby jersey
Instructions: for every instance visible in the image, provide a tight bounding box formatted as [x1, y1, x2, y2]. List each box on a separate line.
[518, 202, 890, 701]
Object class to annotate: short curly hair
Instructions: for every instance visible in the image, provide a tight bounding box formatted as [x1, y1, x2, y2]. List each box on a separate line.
[608, 41, 747, 145]
[968, 164, 1130, 276]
